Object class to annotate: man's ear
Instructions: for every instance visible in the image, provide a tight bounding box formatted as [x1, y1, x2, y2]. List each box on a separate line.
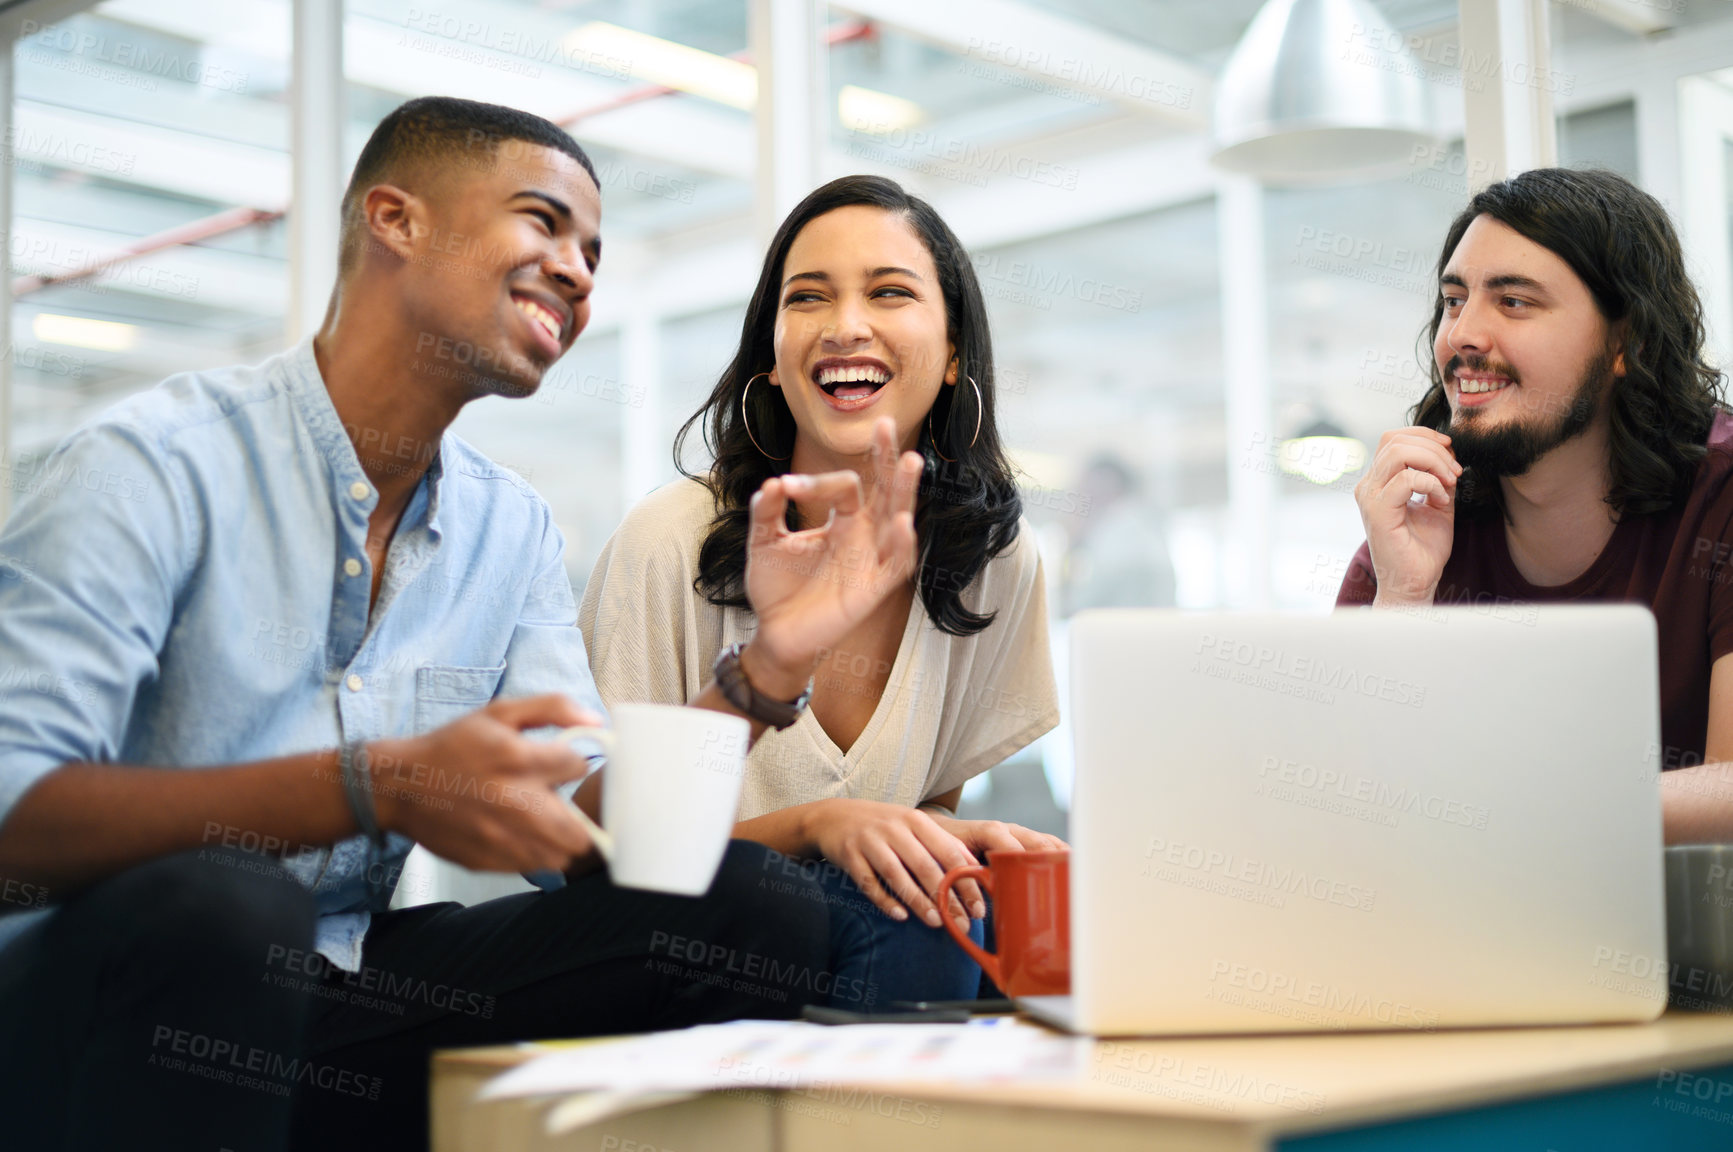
[1611, 320, 1629, 379]
[361, 184, 423, 263]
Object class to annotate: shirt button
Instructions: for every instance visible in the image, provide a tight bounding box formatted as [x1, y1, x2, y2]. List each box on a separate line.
[346, 674, 363, 692]
[349, 481, 370, 501]
[343, 558, 363, 577]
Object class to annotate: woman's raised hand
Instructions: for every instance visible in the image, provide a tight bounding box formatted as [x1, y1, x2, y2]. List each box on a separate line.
[744, 418, 923, 677]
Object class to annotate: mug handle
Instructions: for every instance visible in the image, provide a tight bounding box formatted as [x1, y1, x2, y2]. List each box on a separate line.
[552, 725, 617, 861]
[936, 864, 1000, 990]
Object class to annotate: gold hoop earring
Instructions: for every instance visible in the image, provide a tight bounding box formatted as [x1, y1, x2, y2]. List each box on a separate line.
[741, 372, 791, 461]
[927, 374, 983, 464]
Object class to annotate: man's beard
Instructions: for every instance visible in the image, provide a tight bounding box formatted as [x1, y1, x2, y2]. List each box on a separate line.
[1445, 345, 1615, 480]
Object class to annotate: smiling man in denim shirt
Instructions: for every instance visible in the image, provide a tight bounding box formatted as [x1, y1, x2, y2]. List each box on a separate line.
[0, 97, 926, 1151]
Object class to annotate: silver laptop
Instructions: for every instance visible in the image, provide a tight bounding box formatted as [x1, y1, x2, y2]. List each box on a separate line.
[1023, 606, 1668, 1036]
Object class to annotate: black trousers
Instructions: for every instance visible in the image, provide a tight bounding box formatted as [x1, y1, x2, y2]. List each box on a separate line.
[0, 840, 832, 1152]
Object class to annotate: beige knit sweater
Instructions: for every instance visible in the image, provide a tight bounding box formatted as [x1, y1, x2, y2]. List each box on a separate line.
[578, 478, 1059, 820]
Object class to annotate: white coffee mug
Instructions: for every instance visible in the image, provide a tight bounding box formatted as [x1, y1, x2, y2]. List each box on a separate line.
[557, 704, 750, 895]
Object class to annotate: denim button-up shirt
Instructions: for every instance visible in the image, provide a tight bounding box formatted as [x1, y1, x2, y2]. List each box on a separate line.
[0, 339, 602, 969]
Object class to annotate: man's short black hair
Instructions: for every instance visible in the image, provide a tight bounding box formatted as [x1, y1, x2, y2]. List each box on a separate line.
[338, 96, 599, 274]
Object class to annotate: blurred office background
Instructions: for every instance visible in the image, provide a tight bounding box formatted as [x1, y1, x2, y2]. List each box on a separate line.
[0, 0, 1719, 876]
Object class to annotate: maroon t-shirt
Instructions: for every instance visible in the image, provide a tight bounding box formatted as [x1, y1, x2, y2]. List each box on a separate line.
[1338, 410, 1733, 771]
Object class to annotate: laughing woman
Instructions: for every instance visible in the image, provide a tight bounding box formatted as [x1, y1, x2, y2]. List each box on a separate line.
[577, 175, 1061, 1005]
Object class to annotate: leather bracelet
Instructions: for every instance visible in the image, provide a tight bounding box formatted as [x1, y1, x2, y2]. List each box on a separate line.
[338, 739, 387, 847]
[714, 642, 811, 730]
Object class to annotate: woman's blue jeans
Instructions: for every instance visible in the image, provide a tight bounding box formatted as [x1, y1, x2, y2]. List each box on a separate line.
[809, 856, 985, 1009]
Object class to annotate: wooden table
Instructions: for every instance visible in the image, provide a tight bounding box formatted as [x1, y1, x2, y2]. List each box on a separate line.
[433, 1010, 1733, 1151]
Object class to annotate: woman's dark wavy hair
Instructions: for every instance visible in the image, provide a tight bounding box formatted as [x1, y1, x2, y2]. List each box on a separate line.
[673, 175, 1021, 636]
[1413, 167, 1723, 517]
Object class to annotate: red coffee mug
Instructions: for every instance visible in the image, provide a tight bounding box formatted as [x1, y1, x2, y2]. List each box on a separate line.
[936, 849, 1070, 997]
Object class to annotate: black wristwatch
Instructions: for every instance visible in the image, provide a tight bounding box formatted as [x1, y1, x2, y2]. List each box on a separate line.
[713, 642, 812, 730]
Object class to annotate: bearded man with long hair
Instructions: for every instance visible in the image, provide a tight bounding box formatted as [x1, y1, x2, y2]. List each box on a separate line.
[1339, 167, 1732, 841]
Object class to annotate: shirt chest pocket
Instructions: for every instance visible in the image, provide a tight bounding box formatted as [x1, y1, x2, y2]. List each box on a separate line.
[413, 662, 506, 733]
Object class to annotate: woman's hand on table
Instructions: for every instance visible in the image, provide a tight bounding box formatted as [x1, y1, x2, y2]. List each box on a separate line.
[923, 810, 1068, 857]
[803, 800, 1069, 930]
[804, 798, 984, 929]
[923, 811, 1067, 919]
